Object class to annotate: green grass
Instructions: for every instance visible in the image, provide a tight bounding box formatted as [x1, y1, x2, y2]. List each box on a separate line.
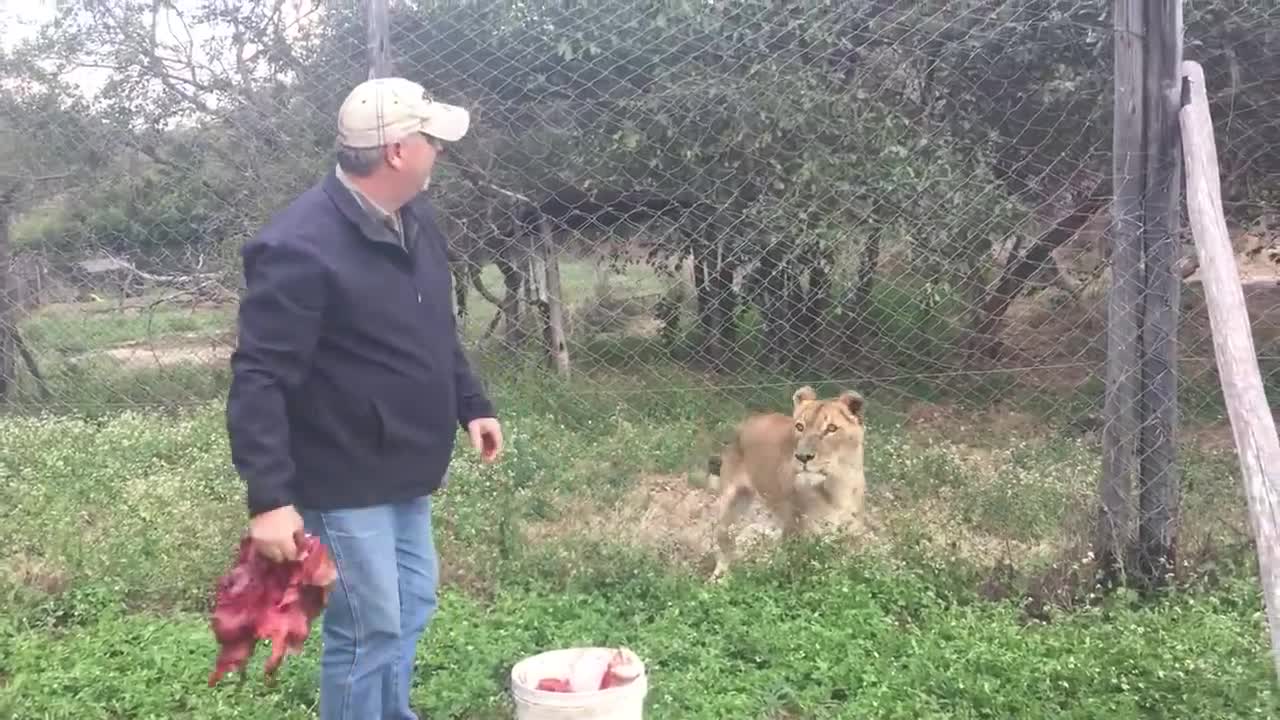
[21, 300, 235, 355]
[1, 377, 1275, 717]
[5, 256, 1259, 428]
[3, 550, 1275, 719]
[1, 258, 1277, 716]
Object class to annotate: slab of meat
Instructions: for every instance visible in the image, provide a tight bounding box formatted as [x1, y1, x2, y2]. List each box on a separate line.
[208, 530, 338, 687]
[535, 647, 643, 693]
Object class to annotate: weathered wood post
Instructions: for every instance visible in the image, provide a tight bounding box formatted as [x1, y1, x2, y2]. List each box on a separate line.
[1180, 58, 1280, 683]
[1098, 0, 1146, 587]
[1136, 0, 1185, 591]
[1098, 0, 1185, 590]
[367, 0, 393, 80]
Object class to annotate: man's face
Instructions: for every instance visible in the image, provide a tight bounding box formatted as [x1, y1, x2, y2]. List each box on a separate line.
[385, 131, 442, 193]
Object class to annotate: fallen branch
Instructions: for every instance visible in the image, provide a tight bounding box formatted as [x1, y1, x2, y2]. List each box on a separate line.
[88, 252, 222, 287]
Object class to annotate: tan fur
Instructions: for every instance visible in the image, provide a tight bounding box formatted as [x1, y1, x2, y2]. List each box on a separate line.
[706, 385, 868, 580]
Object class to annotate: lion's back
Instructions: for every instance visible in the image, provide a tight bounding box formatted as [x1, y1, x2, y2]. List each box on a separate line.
[721, 412, 796, 492]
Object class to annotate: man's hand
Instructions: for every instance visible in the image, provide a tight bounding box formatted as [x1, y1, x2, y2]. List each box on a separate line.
[249, 505, 305, 563]
[467, 417, 503, 464]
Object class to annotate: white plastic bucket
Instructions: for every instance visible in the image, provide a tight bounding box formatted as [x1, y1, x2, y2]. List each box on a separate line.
[510, 647, 649, 720]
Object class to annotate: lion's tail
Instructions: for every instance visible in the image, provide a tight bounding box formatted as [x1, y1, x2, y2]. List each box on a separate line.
[704, 453, 724, 491]
[688, 423, 729, 491]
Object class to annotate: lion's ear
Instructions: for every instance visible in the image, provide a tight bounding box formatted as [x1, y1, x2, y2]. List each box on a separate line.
[792, 386, 817, 409]
[838, 390, 865, 419]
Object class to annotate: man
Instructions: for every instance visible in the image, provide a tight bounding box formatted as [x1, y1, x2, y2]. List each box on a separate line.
[225, 76, 502, 720]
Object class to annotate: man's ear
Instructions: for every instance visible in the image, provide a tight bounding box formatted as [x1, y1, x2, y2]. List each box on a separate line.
[384, 141, 407, 170]
[838, 390, 865, 419]
[792, 385, 817, 409]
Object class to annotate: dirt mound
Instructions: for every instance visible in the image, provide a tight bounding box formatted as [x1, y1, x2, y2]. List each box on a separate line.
[101, 340, 233, 369]
[520, 474, 782, 570]
[519, 469, 1084, 576]
[517, 472, 1004, 572]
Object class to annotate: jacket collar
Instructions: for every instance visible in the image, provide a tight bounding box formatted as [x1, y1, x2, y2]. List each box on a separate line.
[321, 169, 418, 254]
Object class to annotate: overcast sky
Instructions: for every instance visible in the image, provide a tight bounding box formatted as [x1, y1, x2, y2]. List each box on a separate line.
[2, 0, 60, 50]
[3, 0, 321, 102]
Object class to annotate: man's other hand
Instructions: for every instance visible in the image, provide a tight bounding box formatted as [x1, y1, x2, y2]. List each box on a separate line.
[467, 417, 503, 464]
[249, 505, 305, 563]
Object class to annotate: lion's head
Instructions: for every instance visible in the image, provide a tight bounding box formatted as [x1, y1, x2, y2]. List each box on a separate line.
[789, 385, 865, 486]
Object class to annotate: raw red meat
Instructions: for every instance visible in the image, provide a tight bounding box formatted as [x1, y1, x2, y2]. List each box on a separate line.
[208, 530, 337, 687]
[600, 648, 643, 689]
[536, 677, 572, 692]
[535, 647, 642, 693]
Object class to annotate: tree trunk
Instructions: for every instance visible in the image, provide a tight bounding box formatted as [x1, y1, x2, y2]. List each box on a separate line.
[537, 216, 570, 377]
[13, 328, 48, 400]
[692, 244, 713, 339]
[0, 195, 15, 403]
[851, 231, 881, 328]
[971, 179, 1111, 355]
[796, 247, 832, 365]
[496, 256, 525, 345]
[707, 243, 738, 370]
[758, 241, 789, 359]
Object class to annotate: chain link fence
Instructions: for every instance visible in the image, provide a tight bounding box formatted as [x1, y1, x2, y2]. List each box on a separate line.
[1, 1, 1278, 586]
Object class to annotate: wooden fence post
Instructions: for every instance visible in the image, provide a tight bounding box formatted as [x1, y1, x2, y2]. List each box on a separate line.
[1136, 0, 1185, 590]
[1099, 0, 1186, 590]
[367, 0, 393, 80]
[1098, 0, 1146, 586]
[1179, 58, 1280, 683]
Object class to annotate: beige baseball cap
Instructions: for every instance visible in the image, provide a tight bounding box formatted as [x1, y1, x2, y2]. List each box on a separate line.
[337, 77, 470, 148]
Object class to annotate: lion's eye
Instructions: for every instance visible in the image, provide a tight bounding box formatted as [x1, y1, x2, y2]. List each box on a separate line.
[795, 422, 805, 432]
[825, 424, 837, 434]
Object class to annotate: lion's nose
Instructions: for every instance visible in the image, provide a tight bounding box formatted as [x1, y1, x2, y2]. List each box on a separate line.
[795, 451, 815, 463]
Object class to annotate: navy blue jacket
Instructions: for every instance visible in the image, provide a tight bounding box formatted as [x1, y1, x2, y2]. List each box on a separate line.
[226, 170, 495, 517]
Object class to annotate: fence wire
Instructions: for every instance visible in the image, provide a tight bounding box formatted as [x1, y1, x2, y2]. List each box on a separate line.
[0, 0, 1278, 585]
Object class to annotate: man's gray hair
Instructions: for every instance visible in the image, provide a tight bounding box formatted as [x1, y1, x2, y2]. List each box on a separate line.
[335, 140, 385, 177]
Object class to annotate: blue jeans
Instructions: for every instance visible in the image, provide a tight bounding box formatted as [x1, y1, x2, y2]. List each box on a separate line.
[300, 494, 439, 720]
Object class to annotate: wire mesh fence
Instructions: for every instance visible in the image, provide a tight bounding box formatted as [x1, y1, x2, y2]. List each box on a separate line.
[0, 0, 1278, 585]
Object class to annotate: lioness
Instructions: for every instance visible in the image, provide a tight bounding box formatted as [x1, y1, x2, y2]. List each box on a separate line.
[705, 385, 867, 580]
